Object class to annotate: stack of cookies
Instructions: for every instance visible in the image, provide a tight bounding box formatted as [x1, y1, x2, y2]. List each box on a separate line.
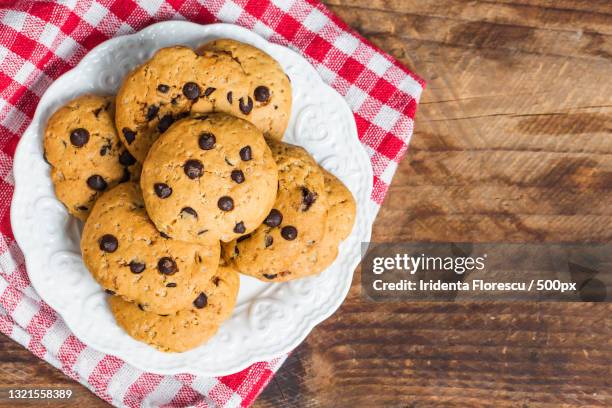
[43, 39, 356, 353]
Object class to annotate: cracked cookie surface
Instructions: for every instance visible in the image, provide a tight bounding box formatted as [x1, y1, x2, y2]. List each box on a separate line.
[81, 182, 220, 315]
[44, 94, 141, 220]
[288, 168, 356, 275]
[224, 139, 328, 282]
[109, 262, 239, 353]
[115, 46, 248, 163]
[140, 113, 278, 243]
[194, 39, 292, 140]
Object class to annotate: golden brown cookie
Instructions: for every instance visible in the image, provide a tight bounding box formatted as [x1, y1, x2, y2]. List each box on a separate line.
[81, 182, 220, 315]
[140, 113, 278, 243]
[194, 39, 292, 140]
[109, 262, 239, 353]
[44, 94, 140, 220]
[291, 169, 356, 274]
[224, 139, 328, 282]
[115, 46, 248, 163]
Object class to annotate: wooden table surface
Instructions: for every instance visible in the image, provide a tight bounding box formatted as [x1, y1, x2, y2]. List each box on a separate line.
[2, 0, 611, 407]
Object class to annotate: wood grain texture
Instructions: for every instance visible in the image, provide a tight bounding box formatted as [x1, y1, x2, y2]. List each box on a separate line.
[255, 0, 612, 407]
[1, 1, 610, 407]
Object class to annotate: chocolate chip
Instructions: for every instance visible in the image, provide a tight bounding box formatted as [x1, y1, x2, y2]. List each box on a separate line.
[157, 84, 170, 93]
[198, 132, 216, 150]
[301, 187, 317, 211]
[122, 128, 136, 144]
[239, 96, 253, 114]
[183, 159, 204, 179]
[129, 261, 146, 274]
[264, 209, 283, 227]
[166, 282, 177, 288]
[231, 169, 245, 184]
[157, 257, 177, 275]
[120, 167, 131, 183]
[119, 150, 137, 166]
[99, 234, 118, 252]
[180, 207, 198, 218]
[105, 289, 115, 295]
[157, 114, 174, 133]
[281, 226, 298, 240]
[265, 235, 273, 247]
[234, 221, 246, 234]
[254, 86, 270, 102]
[100, 141, 111, 156]
[237, 233, 251, 243]
[226, 91, 233, 104]
[204, 87, 216, 97]
[146, 105, 159, 121]
[87, 175, 107, 191]
[154, 183, 172, 198]
[70, 128, 89, 147]
[182, 82, 200, 100]
[218, 196, 234, 211]
[239, 146, 252, 161]
[263, 273, 277, 280]
[193, 292, 208, 308]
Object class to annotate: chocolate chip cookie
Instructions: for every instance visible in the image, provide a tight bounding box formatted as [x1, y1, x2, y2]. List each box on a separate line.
[109, 262, 239, 352]
[115, 46, 248, 162]
[224, 139, 328, 282]
[195, 39, 292, 140]
[44, 94, 141, 220]
[290, 168, 357, 274]
[140, 113, 278, 243]
[81, 182, 220, 315]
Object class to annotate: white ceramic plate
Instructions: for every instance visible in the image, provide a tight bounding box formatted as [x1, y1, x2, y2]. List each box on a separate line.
[11, 22, 374, 376]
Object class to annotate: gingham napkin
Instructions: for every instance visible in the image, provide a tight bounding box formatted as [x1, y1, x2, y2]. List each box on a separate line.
[0, 0, 424, 406]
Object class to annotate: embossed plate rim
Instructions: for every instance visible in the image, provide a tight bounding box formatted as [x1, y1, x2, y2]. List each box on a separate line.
[11, 21, 375, 376]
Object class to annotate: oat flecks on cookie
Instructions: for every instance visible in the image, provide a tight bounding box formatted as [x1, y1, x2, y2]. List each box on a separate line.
[194, 39, 292, 141]
[80, 182, 220, 315]
[224, 140, 356, 283]
[115, 42, 292, 164]
[44, 94, 141, 220]
[223, 139, 327, 282]
[140, 113, 278, 243]
[301, 168, 356, 273]
[109, 263, 239, 353]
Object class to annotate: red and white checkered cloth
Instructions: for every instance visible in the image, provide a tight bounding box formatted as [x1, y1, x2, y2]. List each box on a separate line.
[0, 0, 423, 406]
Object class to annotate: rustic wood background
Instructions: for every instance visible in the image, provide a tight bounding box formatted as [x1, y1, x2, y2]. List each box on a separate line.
[1, 0, 610, 406]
